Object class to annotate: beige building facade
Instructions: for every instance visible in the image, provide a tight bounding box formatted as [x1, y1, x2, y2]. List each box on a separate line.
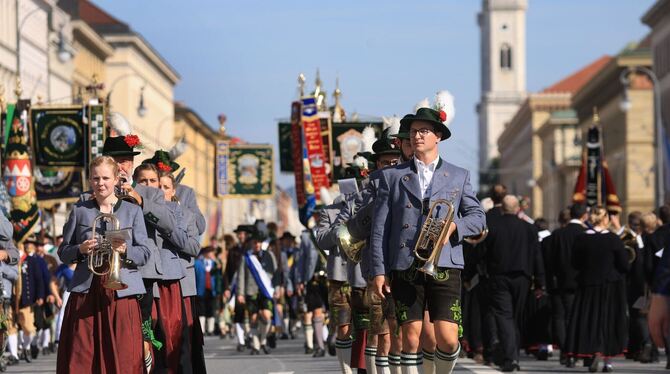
[499, 43, 654, 226]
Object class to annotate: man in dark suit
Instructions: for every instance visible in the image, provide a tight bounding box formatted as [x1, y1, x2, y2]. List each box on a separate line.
[543, 203, 586, 367]
[483, 195, 540, 372]
[649, 205, 670, 369]
[370, 108, 486, 374]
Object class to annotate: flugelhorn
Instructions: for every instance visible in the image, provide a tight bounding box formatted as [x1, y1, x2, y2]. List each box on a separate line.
[89, 213, 128, 290]
[414, 199, 455, 278]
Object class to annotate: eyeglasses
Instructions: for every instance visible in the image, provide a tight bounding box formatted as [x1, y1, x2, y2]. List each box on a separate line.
[409, 128, 435, 137]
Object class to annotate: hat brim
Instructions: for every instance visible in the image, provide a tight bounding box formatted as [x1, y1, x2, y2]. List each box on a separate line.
[104, 150, 142, 157]
[399, 116, 451, 140]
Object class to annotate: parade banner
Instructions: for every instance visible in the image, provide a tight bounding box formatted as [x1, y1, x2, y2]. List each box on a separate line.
[216, 140, 230, 197]
[331, 121, 383, 179]
[278, 118, 332, 173]
[3, 100, 39, 243]
[87, 104, 106, 161]
[34, 168, 84, 204]
[30, 106, 86, 167]
[225, 144, 274, 198]
[290, 101, 316, 227]
[573, 125, 621, 213]
[301, 97, 330, 201]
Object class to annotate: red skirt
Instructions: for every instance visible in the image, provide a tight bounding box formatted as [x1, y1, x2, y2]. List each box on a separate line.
[157, 280, 185, 374]
[56, 276, 143, 374]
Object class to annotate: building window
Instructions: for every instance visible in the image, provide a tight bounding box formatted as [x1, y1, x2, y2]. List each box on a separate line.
[500, 43, 512, 70]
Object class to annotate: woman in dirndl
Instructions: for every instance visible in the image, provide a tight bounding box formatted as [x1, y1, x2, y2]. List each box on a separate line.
[57, 155, 151, 374]
[565, 207, 630, 372]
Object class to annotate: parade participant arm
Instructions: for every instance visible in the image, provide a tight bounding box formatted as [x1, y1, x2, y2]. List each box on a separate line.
[123, 205, 152, 267]
[0, 214, 19, 265]
[58, 207, 85, 264]
[370, 171, 391, 299]
[649, 232, 670, 347]
[135, 185, 176, 236]
[179, 185, 206, 236]
[165, 206, 201, 258]
[315, 206, 339, 252]
[450, 171, 486, 245]
[1, 263, 17, 282]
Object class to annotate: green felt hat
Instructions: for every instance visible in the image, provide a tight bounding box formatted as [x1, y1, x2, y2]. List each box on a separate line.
[142, 150, 180, 173]
[399, 107, 451, 140]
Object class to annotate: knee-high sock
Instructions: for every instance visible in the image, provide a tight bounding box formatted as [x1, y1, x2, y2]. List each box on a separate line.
[34, 329, 42, 347]
[42, 329, 51, 348]
[251, 326, 261, 350]
[235, 323, 245, 345]
[389, 353, 402, 374]
[283, 316, 290, 334]
[259, 319, 271, 346]
[199, 316, 206, 334]
[435, 344, 460, 374]
[422, 349, 435, 374]
[313, 317, 325, 349]
[400, 351, 422, 374]
[305, 324, 314, 349]
[336, 338, 353, 374]
[206, 317, 215, 334]
[365, 346, 378, 374]
[22, 333, 32, 350]
[8, 334, 18, 357]
[376, 355, 391, 374]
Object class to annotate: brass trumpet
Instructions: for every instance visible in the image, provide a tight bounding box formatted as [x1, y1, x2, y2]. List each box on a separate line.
[464, 228, 489, 245]
[414, 199, 455, 278]
[89, 213, 128, 290]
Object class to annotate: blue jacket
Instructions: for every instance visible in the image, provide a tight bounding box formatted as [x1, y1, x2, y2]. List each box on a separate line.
[19, 254, 45, 308]
[195, 258, 221, 297]
[369, 158, 486, 276]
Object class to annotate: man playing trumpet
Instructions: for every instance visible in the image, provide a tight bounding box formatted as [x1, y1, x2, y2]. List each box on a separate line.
[369, 108, 485, 374]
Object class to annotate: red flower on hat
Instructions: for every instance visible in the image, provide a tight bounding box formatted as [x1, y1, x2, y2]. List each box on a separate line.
[124, 134, 141, 148]
[439, 110, 447, 122]
[157, 161, 172, 172]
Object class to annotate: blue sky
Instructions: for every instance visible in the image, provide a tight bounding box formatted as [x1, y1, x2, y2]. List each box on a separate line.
[94, 0, 655, 191]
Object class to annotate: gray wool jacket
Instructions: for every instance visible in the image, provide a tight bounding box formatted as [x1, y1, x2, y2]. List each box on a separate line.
[58, 199, 152, 297]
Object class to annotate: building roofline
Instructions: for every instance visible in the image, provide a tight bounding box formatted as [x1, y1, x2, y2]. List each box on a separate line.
[71, 19, 114, 59]
[174, 102, 225, 140]
[642, 0, 670, 27]
[103, 33, 180, 85]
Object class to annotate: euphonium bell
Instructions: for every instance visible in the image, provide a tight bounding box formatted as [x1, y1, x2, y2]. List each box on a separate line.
[414, 199, 455, 278]
[619, 226, 638, 264]
[336, 222, 365, 263]
[89, 213, 128, 290]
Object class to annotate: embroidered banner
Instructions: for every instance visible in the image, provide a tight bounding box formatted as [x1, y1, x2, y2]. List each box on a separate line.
[87, 104, 106, 161]
[216, 140, 230, 197]
[301, 97, 330, 201]
[30, 106, 86, 167]
[3, 100, 39, 243]
[225, 144, 274, 198]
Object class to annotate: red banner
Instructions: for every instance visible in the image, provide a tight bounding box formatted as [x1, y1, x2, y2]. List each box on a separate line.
[290, 101, 305, 206]
[302, 101, 330, 201]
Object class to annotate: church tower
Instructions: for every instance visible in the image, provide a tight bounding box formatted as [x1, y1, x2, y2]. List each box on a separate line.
[477, 0, 527, 188]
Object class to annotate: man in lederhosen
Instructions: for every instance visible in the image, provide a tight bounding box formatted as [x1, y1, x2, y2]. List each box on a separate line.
[369, 108, 486, 374]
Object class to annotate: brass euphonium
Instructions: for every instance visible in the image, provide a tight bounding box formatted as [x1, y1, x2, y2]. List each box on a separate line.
[336, 201, 374, 263]
[89, 213, 128, 290]
[619, 226, 638, 264]
[414, 199, 455, 278]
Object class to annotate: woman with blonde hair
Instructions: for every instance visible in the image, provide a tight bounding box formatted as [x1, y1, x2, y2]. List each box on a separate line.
[57, 155, 151, 373]
[565, 207, 630, 372]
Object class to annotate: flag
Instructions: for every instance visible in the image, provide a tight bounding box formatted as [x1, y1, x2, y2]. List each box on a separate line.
[290, 101, 316, 227]
[573, 125, 621, 213]
[3, 100, 39, 243]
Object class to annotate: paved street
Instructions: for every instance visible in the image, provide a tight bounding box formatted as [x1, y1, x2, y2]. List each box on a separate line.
[5, 334, 668, 373]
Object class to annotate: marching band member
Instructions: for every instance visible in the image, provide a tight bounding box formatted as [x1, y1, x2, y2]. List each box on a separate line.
[543, 203, 586, 367]
[57, 156, 151, 374]
[315, 198, 352, 373]
[565, 207, 630, 373]
[102, 136, 176, 371]
[0, 214, 19, 365]
[158, 170, 204, 372]
[236, 231, 277, 355]
[227, 225, 254, 351]
[296, 221, 328, 357]
[369, 108, 485, 374]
